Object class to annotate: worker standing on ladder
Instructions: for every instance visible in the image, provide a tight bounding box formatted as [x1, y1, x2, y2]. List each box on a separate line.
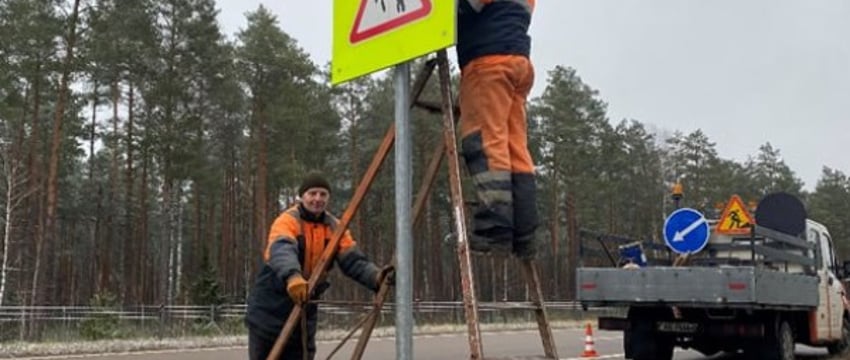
[456, 0, 538, 259]
[245, 172, 395, 360]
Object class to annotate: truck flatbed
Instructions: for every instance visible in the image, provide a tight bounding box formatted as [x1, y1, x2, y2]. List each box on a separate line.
[577, 266, 818, 309]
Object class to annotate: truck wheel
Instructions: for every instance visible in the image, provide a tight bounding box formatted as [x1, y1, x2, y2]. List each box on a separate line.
[827, 316, 850, 356]
[627, 322, 674, 360]
[763, 321, 794, 360]
[694, 345, 719, 357]
[776, 321, 795, 360]
[623, 329, 632, 358]
[656, 339, 674, 360]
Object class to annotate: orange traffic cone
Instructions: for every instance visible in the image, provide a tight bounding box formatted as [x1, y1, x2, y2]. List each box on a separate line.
[581, 322, 599, 358]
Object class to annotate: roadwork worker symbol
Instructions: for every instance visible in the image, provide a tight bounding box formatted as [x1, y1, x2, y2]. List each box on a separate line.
[717, 195, 755, 235]
[728, 210, 749, 229]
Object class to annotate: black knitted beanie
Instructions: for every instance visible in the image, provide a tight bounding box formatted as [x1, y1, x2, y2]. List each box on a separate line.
[298, 172, 331, 196]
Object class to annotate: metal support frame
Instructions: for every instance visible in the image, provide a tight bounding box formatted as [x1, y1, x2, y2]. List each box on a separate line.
[270, 49, 558, 360]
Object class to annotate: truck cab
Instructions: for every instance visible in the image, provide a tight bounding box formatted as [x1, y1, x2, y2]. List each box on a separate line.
[808, 220, 849, 345]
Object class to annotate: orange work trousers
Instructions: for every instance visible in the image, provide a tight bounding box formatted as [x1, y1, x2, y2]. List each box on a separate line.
[458, 54, 538, 258]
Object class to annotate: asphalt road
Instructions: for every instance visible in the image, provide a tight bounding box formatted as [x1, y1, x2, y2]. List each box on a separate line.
[16, 329, 832, 360]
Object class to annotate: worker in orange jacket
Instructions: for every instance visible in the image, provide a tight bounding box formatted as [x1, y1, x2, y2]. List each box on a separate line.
[245, 172, 394, 360]
[457, 0, 538, 259]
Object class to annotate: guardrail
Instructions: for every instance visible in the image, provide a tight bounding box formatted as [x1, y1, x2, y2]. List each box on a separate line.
[0, 301, 614, 343]
[0, 301, 588, 323]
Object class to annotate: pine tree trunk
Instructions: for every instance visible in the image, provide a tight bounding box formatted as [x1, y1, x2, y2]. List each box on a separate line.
[88, 78, 102, 294]
[89, 79, 97, 181]
[45, 0, 81, 306]
[102, 75, 121, 297]
[140, 142, 150, 303]
[125, 82, 135, 301]
[221, 165, 234, 295]
[26, 60, 46, 339]
[254, 103, 268, 259]
[164, 179, 174, 306]
[551, 172, 559, 255]
[176, 183, 183, 304]
[241, 136, 254, 299]
[193, 184, 201, 282]
[27, 63, 43, 311]
[96, 185, 107, 291]
[566, 192, 578, 299]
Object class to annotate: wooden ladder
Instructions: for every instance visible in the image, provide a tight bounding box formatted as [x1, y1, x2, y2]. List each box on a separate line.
[269, 49, 559, 360]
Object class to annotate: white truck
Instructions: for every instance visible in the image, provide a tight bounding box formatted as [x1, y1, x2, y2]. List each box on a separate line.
[576, 192, 850, 360]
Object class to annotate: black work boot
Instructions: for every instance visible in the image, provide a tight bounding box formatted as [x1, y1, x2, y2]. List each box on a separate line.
[468, 233, 492, 253]
[512, 233, 537, 260]
[469, 204, 513, 255]
[445, 232, 508, 255]
[468, 233, 512, 256]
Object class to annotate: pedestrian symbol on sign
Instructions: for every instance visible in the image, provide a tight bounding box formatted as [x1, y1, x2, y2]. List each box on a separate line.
[351, 0, 430, 43]
[374, 0, 407, 13]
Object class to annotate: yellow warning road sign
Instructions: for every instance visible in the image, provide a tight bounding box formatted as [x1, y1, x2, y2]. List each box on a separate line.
[717, 195, 755, 235]
[332, 0, 455, 85]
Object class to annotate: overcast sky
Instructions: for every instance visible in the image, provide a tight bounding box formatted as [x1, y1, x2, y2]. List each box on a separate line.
[216, 0, 850, 191]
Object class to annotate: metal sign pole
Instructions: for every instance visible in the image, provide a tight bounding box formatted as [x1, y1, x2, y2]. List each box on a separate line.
[394, 61, 413, 360]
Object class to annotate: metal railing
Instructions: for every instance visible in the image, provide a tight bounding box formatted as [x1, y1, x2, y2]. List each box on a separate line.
[0, 300, 613, 343]
[0, 301, 589, 323]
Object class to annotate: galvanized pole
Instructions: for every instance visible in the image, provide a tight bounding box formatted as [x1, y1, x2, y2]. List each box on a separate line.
[394, 62, 413, 360]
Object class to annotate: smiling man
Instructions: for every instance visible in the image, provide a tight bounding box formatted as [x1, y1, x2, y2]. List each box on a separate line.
[245, 171, 394, 360]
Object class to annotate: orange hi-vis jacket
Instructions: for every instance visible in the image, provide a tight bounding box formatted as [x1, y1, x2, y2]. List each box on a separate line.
[263, 204, 379, 284]
[245, 204, 380, 338]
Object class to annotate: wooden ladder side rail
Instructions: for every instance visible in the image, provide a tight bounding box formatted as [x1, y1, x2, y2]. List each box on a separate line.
[435, 49, 484, 359]
[266, 59, 438, 360]
[520, 259, 559, 358]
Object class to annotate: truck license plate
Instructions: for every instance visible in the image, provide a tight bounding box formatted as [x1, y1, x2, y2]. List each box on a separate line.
[657, 321, 699, 333]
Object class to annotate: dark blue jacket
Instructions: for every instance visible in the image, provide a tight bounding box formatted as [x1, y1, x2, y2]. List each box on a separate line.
[457, 0, 534, 69]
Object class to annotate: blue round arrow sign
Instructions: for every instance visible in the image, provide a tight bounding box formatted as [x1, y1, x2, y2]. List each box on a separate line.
[663, 208, 710, 254]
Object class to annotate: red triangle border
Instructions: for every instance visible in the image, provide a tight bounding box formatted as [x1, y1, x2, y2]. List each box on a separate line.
[349, 0, 432, 44]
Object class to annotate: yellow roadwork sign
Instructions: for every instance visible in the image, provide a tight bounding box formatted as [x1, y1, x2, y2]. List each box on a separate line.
[332, 0, 455, 85]
[717, 195, 755, 235]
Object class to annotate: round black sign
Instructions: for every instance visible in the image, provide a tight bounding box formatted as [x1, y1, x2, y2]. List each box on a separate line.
[755, 192, 807, 236]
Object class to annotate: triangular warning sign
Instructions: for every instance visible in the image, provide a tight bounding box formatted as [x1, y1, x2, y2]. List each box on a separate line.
[716, 195, 755, 235]
[350, 0, 432, 44]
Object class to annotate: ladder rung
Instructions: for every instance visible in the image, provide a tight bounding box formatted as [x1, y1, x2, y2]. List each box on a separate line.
[413, 100, 461, 115]
[477, 301, 542, 310]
